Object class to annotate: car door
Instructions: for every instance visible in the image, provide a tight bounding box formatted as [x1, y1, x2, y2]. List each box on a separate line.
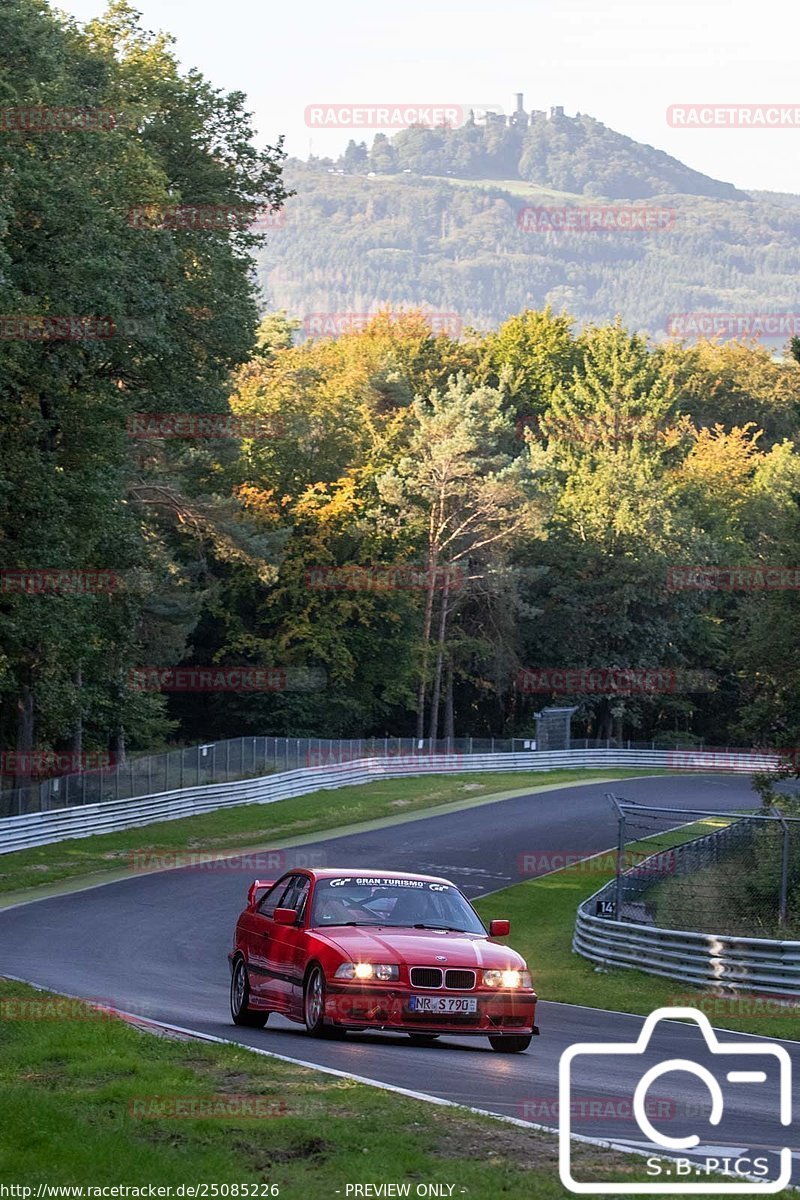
[256, 873, 310, 1013]
[269, 874, 312, 1018]
[241, 876, 294, 1006]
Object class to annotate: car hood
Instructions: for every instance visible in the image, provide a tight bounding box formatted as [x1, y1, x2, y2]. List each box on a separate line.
[311, 926, 527, 970]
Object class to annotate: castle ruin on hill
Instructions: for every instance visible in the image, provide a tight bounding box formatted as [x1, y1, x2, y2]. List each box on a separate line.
[472, 94, 567, 128]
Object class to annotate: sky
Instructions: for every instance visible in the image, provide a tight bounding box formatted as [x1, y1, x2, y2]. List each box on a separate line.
[55, 0, 800, 194]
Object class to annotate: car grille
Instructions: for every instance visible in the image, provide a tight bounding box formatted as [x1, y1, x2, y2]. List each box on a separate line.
[445, 969, 476, 990]
[409, 967, 477, 990]
[410, 967, 442, 988]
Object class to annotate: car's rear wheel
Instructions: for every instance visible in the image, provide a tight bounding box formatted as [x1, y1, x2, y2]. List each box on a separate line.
[407, 1033, 440, 1045]
[303, 965, 345, 1038]
[489, 1034, 532, 1053]
[230, 958, 268, 1028]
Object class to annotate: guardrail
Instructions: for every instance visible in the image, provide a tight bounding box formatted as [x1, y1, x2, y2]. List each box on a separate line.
[0, 746, 775, 856]
[1, 735, 541, 818]
[574, 838, 800, 998]
[1, 738, 782, 820]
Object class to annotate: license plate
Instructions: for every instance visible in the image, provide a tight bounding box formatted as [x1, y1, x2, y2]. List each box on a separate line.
[408, 995, 478, 1014]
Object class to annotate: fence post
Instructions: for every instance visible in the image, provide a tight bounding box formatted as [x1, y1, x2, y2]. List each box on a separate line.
[775, 810, 790, 927]
[615, 811, 626, 919]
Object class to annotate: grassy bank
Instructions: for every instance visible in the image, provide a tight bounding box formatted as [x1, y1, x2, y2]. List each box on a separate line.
[0, 978, 722, 1197]
[649, 832, 800, 939]
[474, 820, 800, 1041]
[0, 769, 658, 899]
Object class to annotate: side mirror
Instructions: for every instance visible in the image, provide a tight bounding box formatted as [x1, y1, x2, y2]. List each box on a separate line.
[274, 907, 298, 926]
[489, 919, 510, 937]
[247, 879, 275, 909]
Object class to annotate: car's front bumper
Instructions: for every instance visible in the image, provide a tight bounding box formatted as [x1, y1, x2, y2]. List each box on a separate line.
[324, 983, 538, 1035]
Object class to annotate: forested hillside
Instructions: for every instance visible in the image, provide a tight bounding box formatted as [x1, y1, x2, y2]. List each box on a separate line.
[258, 162, 800, 334]
[336, 110, 745, 199]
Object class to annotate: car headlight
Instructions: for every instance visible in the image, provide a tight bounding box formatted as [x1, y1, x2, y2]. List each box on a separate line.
[482, 968, 532, 989]
[334, 962, 399, 981]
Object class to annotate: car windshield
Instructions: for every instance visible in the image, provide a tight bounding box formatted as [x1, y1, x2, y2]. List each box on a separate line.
[309, 876, 485, 933]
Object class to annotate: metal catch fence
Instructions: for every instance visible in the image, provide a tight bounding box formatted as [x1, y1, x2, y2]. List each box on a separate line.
[0, 734, 778, 819]
[0, 736, 541, 818]
[575, 802, 800, 996]
[602, 798, 800, 938]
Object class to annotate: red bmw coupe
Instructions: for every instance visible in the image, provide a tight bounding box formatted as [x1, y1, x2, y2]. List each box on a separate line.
[229, 868, 538, 1052]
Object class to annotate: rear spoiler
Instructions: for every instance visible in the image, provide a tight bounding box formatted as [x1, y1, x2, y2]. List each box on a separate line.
[247, 879, 276, 908]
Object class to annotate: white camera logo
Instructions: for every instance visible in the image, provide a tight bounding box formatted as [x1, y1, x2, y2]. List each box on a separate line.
[559, 1007, 792, 1194]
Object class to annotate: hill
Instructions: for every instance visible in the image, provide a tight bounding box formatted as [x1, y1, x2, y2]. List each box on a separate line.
[340, 106, 746, 201]
[257, 106, 800, 337]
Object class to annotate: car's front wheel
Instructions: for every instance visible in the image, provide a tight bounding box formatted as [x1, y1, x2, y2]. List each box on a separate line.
[230, 958, 268, 1028]
[303, 965, 345, 1038]
[488, 1034, 532, 1053]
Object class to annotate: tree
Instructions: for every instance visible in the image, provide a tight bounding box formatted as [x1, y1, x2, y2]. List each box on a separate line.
[342, 139, 367, 172]
[0, 0, 288, 769]
[478, 308, 577, 424]
[516, 323, 708, 741]
[378, 375, 537, 738]
[657, 339, 800, 447]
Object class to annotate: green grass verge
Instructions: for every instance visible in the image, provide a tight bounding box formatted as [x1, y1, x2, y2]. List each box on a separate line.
[474, 820, 800, 1041]
[0, 978, 721, 1197]
[0, 769, 659, 900]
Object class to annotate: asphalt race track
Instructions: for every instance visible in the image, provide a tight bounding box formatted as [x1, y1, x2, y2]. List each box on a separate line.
[1, 774, 798, 1187]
